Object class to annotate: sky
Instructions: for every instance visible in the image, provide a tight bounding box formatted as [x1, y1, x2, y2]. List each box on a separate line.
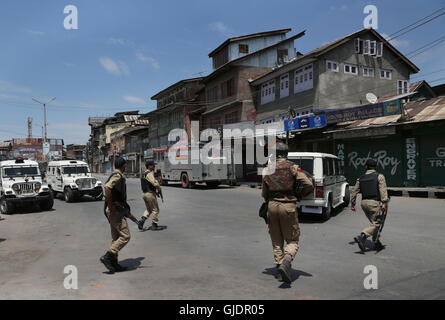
[0, 0, 444, 144]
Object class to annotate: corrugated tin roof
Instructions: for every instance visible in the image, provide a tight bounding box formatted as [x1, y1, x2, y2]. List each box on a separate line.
[337, 97, 445, 129]
[124, 115, 141, 122]
[134, 119, 149, 125]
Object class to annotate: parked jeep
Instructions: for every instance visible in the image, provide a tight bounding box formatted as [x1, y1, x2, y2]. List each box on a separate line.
[288, 152, 350, 221]
[0, 157, 54, 214]
[46, 160, 103, 202]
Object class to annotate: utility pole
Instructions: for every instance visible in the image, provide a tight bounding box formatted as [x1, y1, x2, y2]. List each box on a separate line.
[32, 97, 56, 143]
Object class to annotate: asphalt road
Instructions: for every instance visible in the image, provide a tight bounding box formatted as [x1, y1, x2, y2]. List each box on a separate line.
[0, 177, 444, 299]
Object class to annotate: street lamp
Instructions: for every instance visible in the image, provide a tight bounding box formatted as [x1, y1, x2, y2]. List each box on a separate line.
[32, 97, 56, 143]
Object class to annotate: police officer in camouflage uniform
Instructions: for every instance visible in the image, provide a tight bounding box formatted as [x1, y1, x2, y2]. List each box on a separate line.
[261, 141, 313, 283]
[138, 160, 162, 231]
[351, 159, 388, 252]
[100, 157, 136, 273]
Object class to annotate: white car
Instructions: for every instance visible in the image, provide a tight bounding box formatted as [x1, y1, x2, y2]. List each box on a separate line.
[0, 157, 53, 214]
[46, 160, 103, 202]
[288, 152, 350, 220]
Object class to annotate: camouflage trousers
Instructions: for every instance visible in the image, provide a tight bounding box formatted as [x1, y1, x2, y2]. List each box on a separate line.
[267, 201, 300, 265]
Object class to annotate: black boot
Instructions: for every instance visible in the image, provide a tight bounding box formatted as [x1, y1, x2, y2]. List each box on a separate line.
[374, 240, 385, 252]
[278, 255, 292, 284]
[112, 254, 128, 272]
[152, 222, 161, 231]
[138, 216, 147, 231]
[275, 264, 283, 281]
[354, 233, 367, 252]
[100, 251, 116, 273]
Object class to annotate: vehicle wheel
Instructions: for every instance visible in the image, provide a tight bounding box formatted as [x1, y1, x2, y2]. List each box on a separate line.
[0, 198, 14, 214]
[181, 173, 190, 189]
[40, 198, 54, 211]
[64, 188, 75, 203]
[95, 193, 104, 201]
[343, 186, 350, 207]
[321, 198, 332, 221]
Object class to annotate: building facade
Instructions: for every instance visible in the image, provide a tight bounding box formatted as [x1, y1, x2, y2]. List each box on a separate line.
[250, 28, 420, 124]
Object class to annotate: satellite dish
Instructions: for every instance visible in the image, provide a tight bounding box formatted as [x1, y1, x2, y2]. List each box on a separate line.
[366, 93, 378, 104]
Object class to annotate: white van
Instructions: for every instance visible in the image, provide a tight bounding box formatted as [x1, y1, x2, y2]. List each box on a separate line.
[288, 152, 350, 220]
[46, 160, 103, 202]
[0, 157, 53, 214]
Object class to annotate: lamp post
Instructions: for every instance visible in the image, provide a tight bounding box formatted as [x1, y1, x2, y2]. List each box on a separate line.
[32, 97, 56, 143]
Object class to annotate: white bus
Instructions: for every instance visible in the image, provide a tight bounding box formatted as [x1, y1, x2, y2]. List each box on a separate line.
[151, 145, 237, 188]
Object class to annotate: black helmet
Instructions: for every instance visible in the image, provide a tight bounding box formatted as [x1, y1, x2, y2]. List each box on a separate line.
[365, 159, 377, 169]
[114, 157, 127, 169]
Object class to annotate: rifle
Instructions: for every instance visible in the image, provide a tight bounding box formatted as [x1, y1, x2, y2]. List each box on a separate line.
[374, 200, 390, 244]
[157, 189, 164, 203]
[259, 202, 269, 224]
[104, 201, 140, 225]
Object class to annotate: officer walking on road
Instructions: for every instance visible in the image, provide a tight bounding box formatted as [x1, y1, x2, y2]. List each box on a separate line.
[138, 160, 162, 231]
[261, 141, 313, 284]
[100, 157, 135, 273]
[351, 159, 388, 252]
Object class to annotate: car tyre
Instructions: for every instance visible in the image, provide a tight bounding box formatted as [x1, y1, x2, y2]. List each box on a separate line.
[343, 186, 350, 207]
[64, 188, 75, 203]
[181, 173, 190, 189]
[321, 198, 332, 221]
[0, 198, 14, 214]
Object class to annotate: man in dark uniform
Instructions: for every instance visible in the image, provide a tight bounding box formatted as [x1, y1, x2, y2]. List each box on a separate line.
[100, 157, 138, 273]
[351, 159, 389, 252]
[261, 141, 313, 283]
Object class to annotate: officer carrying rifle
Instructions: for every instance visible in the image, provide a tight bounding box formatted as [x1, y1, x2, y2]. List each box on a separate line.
[351, 159, 389, 252]
[138, 160, 163, 231]
[100, 157, 140, 273]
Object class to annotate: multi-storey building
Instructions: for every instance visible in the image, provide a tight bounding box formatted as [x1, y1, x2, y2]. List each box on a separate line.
[250, 28, 420, 124]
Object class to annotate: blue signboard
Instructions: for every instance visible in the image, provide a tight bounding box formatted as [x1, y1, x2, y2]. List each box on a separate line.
[284, 114, 327, 132]
[324, 103, 384, 124]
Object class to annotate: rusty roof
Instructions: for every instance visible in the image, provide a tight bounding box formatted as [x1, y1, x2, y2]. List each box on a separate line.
[335, 97, 445, 130]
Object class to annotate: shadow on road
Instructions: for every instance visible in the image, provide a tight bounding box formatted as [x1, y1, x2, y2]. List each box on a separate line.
[263, 266, 312, 288]
[0, 238, 6, 243]
[348, 239, 378, 254]
[163, 183, 235, 191]
[54, 194, 102, 203]
[8, 206, 56, 215]
[141, 225, 168, 232]
[120, 257, 145, 271]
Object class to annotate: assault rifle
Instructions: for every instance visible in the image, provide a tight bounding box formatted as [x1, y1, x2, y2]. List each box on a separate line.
[374, 197, 390, 251]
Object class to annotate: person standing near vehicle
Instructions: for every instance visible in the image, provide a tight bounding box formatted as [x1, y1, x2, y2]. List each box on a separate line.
[351, 159, 388, 252]
[261, 141, 313, 284]
[100, 157, 133, 273]
[138, 160, 162, 231]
